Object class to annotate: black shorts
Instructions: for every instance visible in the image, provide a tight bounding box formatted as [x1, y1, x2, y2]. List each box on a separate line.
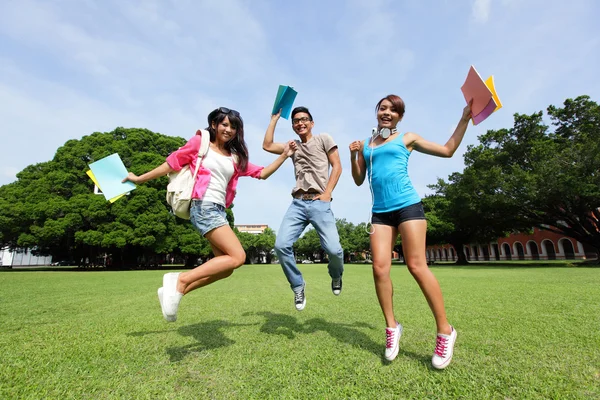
[372, 202, 426, 227]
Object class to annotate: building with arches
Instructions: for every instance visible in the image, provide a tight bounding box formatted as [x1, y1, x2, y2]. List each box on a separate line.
[425, 227, 596, 263]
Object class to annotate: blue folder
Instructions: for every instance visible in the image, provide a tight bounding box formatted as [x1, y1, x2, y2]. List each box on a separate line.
[272, 85, 298, 119]
[88, 153, 136, 200]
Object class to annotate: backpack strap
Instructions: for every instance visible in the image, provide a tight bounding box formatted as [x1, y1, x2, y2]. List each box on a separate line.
[197, 129, 210, 158]
[191, 129, 210, 181]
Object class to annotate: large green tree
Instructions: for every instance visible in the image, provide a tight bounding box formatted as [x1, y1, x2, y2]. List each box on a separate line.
[254, 227, 276, 264]
[0, 127, 214, 268]
[431, 95, 600, 259]
[426, 165, 529, 264]
[336, 218, 370, 261]
[294, 229, 322, 261]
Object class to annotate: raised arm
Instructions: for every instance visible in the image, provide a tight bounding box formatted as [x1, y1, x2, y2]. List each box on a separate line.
[259, 140, 297, 179]
[349, 140, 366, 186]
[123, 162, 173, 184]
[316, 147, 342, 202]
[407, 103, 472, 157]
[262, 110, 287, 155]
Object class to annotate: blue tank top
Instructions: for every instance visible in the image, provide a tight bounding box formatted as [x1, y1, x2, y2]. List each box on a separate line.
[363, 133, 421, 213]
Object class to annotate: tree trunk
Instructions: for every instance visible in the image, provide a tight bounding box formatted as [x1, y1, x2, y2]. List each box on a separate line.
[449, 239, 469, 265]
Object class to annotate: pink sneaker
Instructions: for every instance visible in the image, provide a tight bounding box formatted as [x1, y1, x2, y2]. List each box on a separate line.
[384, 322, 403, 361]
[432, 326, 457, 369]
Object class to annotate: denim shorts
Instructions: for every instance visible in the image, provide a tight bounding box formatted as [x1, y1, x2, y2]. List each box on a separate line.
[372, 201, 426, 227]
[190, 200, 228, 236]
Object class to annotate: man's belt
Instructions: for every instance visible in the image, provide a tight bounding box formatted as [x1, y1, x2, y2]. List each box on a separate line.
[293, 192, 320, 200]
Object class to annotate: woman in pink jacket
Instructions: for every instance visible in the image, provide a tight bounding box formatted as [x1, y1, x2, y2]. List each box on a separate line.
[125, 107, 296, 322]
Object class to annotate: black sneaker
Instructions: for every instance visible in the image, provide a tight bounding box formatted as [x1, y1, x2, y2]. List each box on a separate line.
[294, 285, 306, 311]
[332, 277, 342, 296]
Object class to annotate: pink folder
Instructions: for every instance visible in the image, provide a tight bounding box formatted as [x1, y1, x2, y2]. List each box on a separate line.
[461, 66, 493, 116]
[472, 97, 498, 125]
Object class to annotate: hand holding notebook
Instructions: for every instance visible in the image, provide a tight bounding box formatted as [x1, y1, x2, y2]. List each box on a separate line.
[460, 66, 502, 125]
[272, 85, 298, 119]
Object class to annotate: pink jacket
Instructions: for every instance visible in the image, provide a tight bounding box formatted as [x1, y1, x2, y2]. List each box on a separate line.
[166, 131, 264, 208]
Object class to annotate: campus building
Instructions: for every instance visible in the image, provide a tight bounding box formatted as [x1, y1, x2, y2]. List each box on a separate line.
[426, 227, 596, 262]
[0, 247, 52, 267]
[235, 224, 269, 234]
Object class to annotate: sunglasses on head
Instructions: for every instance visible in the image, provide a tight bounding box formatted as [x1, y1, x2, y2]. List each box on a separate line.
[217, 107, 240, 117]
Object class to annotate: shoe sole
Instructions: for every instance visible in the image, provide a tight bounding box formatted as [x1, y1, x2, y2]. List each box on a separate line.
[332, 279, 342, 296]
[295, 301, 306, 311]
[432, 355, 453, 369]
[157, 287, 176, 322]
[385, 346, 399, 361]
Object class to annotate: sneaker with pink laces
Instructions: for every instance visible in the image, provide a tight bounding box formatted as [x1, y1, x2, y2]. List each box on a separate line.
[432, 326, 457, 369]
[384, 322, 403, 361]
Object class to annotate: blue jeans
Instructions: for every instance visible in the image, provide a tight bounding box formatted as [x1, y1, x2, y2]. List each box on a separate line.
[275, 199, 344, 290]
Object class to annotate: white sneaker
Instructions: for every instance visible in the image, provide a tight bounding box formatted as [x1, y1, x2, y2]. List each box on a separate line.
[157, 287, 176, 322]
[162, 272, 183, 321]
[432, 326, 457, 369]
[384, 322, 403, 361]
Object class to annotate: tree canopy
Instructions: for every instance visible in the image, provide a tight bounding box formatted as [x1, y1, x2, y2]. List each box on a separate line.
[430, 95, 600, 259]
[0, 127, 212, 268]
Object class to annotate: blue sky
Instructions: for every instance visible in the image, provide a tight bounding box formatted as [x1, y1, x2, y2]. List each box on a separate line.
[1, 0, 599, 233]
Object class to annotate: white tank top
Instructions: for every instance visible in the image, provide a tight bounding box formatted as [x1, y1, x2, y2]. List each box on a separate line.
[201, 148, 235, 206]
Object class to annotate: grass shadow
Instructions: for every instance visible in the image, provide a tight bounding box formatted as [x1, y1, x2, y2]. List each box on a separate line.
[246, 312, 440, 366]
[128, 320, 255, 362]
[246, 311, 409, 364]
[303, 317, 435, 367]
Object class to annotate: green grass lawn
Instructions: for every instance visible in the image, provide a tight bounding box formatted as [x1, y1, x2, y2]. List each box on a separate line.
[1, 263, 599, 399]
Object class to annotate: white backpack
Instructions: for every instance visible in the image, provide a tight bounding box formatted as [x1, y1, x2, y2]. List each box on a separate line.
[165, 129, 210, 219]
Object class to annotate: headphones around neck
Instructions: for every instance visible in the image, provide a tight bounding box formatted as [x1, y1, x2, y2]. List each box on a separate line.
[372, 127, 397, 139]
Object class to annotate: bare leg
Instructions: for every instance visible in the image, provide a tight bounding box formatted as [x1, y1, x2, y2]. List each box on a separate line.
[370, 224, 399, 328]
[176, 224, 246, 294]
[399, 219, 451, 335]
[182, 243, 234, 295]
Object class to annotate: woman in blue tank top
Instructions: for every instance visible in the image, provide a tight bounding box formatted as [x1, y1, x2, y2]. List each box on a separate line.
[349, 94, 472, 369]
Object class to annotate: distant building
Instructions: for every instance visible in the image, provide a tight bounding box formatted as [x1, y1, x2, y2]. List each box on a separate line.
[0, 247, 52, 267]
[426, 227, 596, 262]
[235, 224, 269, 235]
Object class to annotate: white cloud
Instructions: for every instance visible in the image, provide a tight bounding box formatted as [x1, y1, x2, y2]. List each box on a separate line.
[472, 0, 492, 23]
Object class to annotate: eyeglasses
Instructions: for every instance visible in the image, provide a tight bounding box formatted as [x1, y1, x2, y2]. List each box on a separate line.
[292, 117, 311, 125]
[217, 107, 240, 117]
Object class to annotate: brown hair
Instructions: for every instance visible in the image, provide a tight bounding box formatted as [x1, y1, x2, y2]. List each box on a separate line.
[375, 94, 405, 118]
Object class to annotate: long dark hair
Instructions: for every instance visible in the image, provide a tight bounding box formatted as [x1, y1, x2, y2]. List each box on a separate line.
[205, 108, 249, 171]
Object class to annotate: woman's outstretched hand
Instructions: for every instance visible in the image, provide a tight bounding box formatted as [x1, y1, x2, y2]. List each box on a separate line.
[282, 140, 297, 157]
[122, 172, 141, 184]
[461, 100, 474, 122]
